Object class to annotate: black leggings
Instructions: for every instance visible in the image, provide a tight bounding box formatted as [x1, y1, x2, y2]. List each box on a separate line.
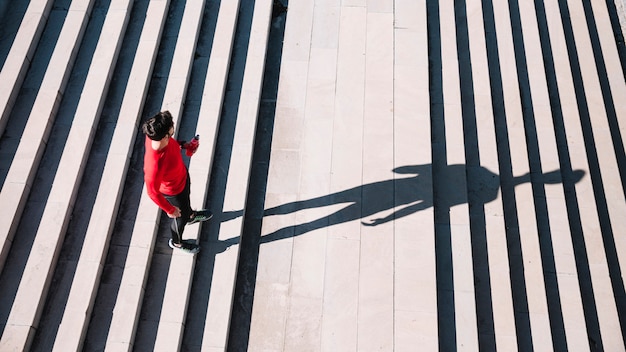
[164, 174, 192, 244]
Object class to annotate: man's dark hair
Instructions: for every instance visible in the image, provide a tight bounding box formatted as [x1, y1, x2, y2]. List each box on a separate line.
[142, 111, 173, 140]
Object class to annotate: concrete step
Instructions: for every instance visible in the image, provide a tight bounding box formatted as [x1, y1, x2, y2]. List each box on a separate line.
[246, 0, 330, 349]
[359, 7, 395, 351]
[393, 0, 438, 349]
[0, 0, 54, 137]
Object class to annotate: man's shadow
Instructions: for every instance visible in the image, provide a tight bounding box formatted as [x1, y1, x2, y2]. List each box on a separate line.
[221, 164, 585, 244]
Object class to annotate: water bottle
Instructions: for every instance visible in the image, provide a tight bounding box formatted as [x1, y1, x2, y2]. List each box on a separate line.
[185, 135, 199, 156]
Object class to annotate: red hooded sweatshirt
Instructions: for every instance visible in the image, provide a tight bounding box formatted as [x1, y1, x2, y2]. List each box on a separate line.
[143, 136, 187, 214]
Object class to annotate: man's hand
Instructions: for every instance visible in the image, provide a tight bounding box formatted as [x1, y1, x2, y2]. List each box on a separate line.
[182, 136, 199, 156]
[167, 207, 181, 218]
[361, 218, 383, 226]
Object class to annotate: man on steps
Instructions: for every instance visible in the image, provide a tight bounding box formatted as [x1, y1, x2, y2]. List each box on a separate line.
[142, 110, 212, 254]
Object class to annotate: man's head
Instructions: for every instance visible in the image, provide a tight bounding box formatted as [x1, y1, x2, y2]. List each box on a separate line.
[142, 111, 174, 140]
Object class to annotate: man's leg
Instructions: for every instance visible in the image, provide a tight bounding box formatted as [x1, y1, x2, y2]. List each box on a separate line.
[164, 176, 192, 244]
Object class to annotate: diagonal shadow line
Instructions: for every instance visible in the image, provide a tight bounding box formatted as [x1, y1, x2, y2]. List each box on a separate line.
[532, 0, 605, 349]
[556, 0, 626, 346]
[602, 0, 626, 82]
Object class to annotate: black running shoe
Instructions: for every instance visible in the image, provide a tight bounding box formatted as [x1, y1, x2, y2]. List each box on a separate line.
[169, 239, 200, 254]
[188, 210, 213, 225]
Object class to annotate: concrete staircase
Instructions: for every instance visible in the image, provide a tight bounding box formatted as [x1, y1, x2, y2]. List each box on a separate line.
[0, 0, 625, 351]
[0, 0, 271, 350]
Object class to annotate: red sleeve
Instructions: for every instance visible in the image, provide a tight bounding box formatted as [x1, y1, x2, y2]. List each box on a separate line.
[144, 138, 176, 214]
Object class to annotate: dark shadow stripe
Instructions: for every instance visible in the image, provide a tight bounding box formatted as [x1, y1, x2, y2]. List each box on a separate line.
[532, 0, 604, 349]
[602, 0, 626, 81]
[225, 1, 287, 350]
[426, 1, 457, 350]
[453, 0, 497, 350]
[0, 0, 29, 68]
[480, 0, 534, 349]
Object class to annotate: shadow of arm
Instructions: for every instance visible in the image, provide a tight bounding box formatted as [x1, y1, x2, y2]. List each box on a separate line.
[361, 200, 429, 226]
